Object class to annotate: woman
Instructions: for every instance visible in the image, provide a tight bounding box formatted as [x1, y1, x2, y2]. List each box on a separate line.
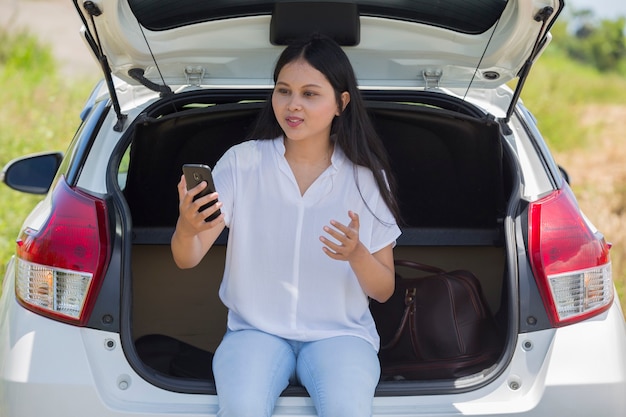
[172, 33, 401, 417]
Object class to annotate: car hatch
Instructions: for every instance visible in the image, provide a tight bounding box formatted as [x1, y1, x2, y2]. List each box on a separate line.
[73, 0, 563, 129]
[74, 0, 563, 89]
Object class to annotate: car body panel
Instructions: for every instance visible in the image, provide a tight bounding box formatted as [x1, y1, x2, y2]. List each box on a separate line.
[2, 258, 625, 416]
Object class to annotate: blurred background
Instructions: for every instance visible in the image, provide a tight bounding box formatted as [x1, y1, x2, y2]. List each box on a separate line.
[1, 0, 625, 315]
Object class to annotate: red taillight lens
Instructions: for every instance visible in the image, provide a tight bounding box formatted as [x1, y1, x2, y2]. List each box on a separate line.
[528, 184, 613, 327]
[14, 177, 110, 326]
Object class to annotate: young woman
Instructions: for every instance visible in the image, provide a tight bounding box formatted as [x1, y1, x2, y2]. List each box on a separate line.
[172, 34, 401, 417]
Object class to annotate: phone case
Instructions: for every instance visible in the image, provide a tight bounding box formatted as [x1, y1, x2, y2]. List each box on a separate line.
[182, 164, 221, 222]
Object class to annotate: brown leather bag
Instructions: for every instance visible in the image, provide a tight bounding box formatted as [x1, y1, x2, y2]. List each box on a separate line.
[371, 260, 502, 380]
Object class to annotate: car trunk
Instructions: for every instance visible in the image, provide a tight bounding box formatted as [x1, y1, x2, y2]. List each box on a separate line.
[121, 89, 512, 391]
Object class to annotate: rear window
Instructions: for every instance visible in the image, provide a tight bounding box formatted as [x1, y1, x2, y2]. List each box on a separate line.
[128, 0, 508, 34]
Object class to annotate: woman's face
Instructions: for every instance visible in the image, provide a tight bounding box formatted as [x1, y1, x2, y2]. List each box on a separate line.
[272, 59, 349, 144]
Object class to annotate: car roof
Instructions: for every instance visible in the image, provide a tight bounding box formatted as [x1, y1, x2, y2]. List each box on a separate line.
[75, 0, 563, 91]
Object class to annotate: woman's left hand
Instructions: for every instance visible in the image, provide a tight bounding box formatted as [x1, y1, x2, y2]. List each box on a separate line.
[321, 211, 366, 261]
[321, 210, 395, 302]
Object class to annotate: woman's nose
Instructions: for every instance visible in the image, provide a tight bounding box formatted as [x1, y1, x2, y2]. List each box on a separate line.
[287, 95, 302, 111]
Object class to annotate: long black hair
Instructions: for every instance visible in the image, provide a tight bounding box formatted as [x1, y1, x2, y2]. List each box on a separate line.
[249, 33, 402, 224]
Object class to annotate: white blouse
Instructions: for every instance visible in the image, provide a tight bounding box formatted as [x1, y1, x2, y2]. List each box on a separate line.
[212, 138, 401, 350]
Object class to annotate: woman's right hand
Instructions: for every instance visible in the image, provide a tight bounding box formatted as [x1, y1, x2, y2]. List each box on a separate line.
[176, 174, 224, 235]
[172, 175, 225, 269]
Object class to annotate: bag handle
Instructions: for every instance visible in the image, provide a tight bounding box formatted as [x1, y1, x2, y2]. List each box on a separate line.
[394, 259, 446, 275]
[380, 260, 446, 351]
[380, 287, 416, 351]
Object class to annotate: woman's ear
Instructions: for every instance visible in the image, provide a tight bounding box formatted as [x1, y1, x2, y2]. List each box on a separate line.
[337, 91, 351, 115]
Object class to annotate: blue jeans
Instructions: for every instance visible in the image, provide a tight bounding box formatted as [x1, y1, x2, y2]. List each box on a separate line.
[212, 329, 380, 417]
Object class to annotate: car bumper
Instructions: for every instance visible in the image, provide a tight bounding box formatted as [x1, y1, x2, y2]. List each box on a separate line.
[2, 266, 625, 416]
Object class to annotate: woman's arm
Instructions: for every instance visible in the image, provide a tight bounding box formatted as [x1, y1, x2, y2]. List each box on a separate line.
[171, 175, 226, 269]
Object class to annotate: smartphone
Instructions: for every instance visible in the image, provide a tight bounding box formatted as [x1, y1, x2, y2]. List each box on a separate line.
[182, 163, 221, 222]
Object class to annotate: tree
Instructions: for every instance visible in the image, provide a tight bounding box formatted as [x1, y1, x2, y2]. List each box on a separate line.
[550, 10, 626, 74]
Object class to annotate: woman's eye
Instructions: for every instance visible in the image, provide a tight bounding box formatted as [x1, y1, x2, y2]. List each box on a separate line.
[276, 88, 290, 95]
[303, 91, 317, 97]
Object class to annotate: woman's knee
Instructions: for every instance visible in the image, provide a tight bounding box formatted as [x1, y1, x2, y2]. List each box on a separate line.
[297, 336, 379, 417]
[213, 330, 296, 417]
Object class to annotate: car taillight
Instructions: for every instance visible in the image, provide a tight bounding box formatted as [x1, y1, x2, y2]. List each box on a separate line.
[14, 177, 110, 326]
[528, 184, 613, 327]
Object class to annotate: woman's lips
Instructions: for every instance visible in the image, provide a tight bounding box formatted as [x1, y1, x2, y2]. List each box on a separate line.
[286, 117, 303, 128]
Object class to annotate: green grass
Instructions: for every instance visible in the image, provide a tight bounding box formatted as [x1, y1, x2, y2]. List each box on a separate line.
[519, 49, 626, 151]
[0, 29, 624, 316]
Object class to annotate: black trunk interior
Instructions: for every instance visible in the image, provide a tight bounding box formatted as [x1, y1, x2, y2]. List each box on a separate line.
[123, 94, 509, 385]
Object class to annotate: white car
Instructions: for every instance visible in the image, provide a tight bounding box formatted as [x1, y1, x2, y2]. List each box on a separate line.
[1, 0, 625, 416]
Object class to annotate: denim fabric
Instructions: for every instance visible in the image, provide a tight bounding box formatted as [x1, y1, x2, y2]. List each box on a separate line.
[213, 329, 380, 417]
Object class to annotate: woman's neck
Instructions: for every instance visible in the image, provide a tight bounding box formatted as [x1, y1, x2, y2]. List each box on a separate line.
[283, 137, 334, 195]
[283, 136, 333, 166]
